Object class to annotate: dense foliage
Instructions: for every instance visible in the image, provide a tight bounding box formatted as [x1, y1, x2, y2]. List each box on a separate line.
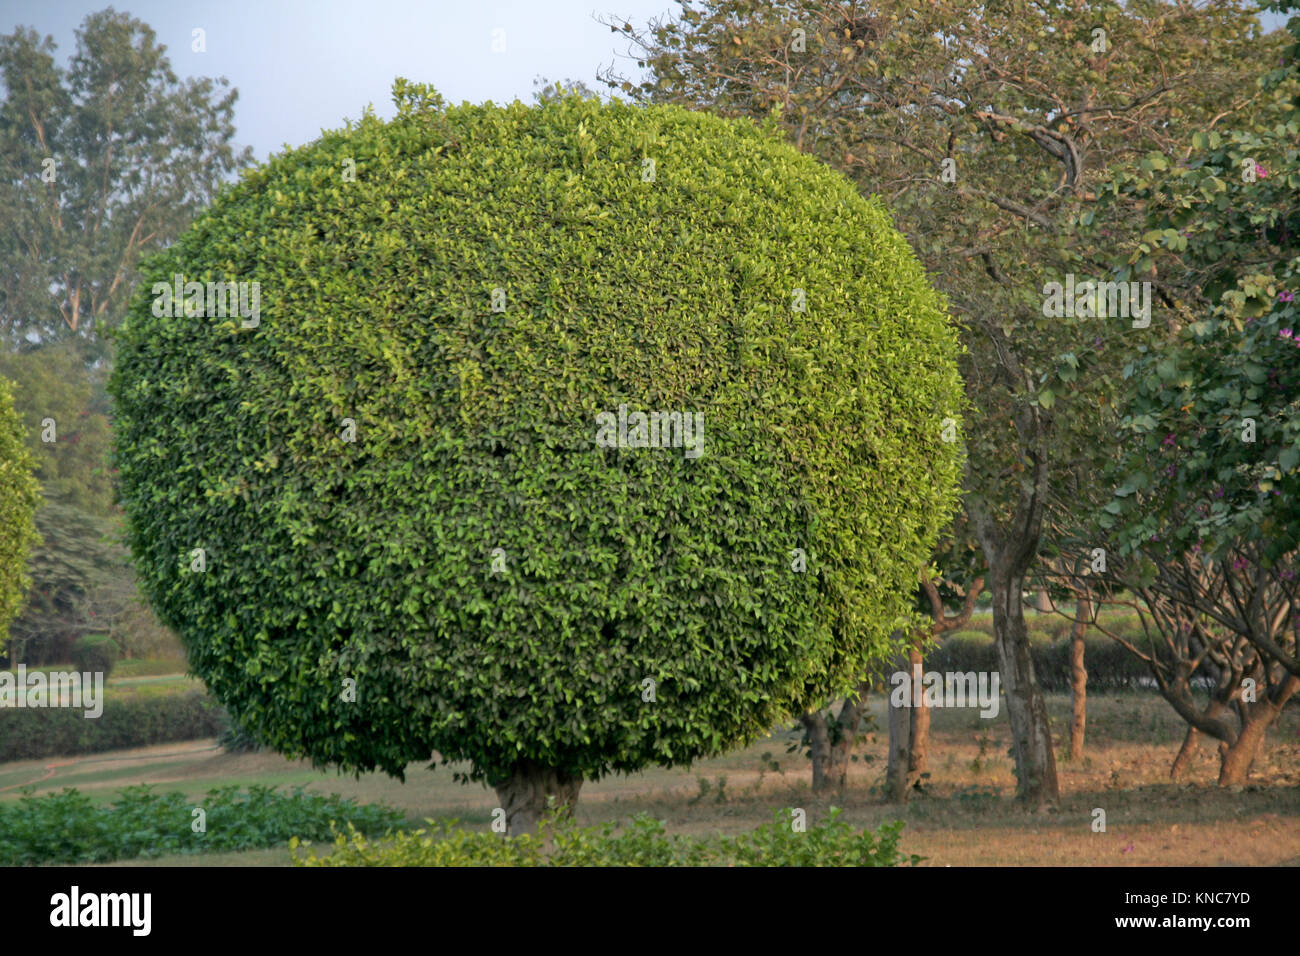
[0, 374, 40, 643]
[1099, 11, 1300, 562]
[293, 807, 920, 867]
[0, 784, 404, 864]
[0, 688, 221, 762]
[110, 82, 964, 787]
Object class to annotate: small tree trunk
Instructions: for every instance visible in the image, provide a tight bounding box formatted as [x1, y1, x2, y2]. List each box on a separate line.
[491, 760, 583, 835]
[991, 569, 1060, 806]
[883, 647, 915, 806]
[802, 682, 870, 792]
[1034, 589, 1053, 613]
[1171, 699, 1230, 780]
[801, 711, 833, 792]
[1068, 593, 1090, 760]
[1218, 717, 1270, 786]
[1217, 676, 1300, 785]
[885, 663, 912, 803]
[908, 642, 930, 777]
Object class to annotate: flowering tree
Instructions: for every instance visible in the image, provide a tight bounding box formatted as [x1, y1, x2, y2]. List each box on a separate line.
[1093, 1, 1300, 782]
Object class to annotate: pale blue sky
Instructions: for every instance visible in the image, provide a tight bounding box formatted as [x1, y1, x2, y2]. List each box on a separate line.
[0, 0, 676, 162]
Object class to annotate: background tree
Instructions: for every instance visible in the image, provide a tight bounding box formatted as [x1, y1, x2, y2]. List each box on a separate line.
[0, 8, 251, 357]
[1, 502, 127, 666]
[0, 8, 247, 665]
[1083, 0, 1300, 783]
[110, 84, 965, 834]
[604, 0, 1281, 804]
[0, 343, 112, 514]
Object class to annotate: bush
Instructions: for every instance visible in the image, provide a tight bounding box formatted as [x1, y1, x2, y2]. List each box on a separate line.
[292, 808, 921, 867]
[71, 633, 120, 677]
[0, 784, 404, 865]
[110, 82, 965, 794]
[0, 689, 223, 762]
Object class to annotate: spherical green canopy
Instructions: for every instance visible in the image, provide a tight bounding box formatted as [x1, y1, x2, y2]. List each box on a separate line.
[110, 82, 964, 784]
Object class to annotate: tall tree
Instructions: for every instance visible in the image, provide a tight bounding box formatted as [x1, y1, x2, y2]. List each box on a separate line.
[0, 8, 251, 356]
[605, 0, 1280, 804]
[1090, 0, 1300, 782]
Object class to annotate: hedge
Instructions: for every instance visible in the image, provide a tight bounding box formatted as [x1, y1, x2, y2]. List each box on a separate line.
[293, 808, 921, 867]
[925, 630, 1151, 691]
[0, 689, 224, 763]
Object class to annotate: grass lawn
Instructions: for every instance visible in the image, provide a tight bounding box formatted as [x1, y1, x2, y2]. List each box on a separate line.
[3, 691, 1296, 866]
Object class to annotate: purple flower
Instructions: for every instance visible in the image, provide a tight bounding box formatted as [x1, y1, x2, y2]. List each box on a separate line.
[1165, 464, 1177, 476]
[1280, 290, 1295, 303]
[1281, 328, 1294, 339]
[1256, 163, 1269, 179]
[1163, 433, 1176, 447]
[1214, 486, 1225, 498]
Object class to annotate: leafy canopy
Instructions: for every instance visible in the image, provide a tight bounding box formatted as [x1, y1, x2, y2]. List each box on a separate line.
[110, 83, 963, 784]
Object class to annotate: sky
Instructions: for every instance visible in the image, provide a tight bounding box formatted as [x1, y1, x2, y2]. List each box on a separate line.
[0, 0, 678, 162]
[0, 1, 1291, 164]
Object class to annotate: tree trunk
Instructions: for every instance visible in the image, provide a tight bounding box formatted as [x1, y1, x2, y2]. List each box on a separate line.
[885, 654, 913, 803]
[990, 568, 1060, 806]
[801, 711, 833, 792]
[1218, 716, 1269, 786]
[1217, 675, 1300, 786]
[908, 642, 930, 778]
[1171, 698, 1230, 780]
[802, 683, 870, 792]
[1034, 589, 1053, 613]
[491, 760, 583, 836]
[1069, 592, 1090, 760]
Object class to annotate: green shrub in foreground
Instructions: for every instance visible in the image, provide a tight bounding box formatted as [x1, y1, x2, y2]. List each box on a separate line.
[291, 807, 921, 867]
[0, 784, 404, 865]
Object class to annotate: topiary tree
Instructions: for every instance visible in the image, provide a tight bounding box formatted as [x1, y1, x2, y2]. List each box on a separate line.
[109, 81, 964, 832]
[0, 375, 41, 647]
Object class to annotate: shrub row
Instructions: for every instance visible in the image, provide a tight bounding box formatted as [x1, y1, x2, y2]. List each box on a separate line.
[0, 689, 224, 763]
[292, 808, 920, 867]
[926, 630, 1151, 691]
[0, 784, 405, 865]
